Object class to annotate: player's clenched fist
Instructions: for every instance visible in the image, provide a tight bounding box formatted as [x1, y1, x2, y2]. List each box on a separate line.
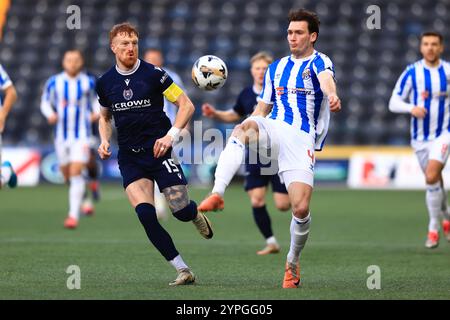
[202, 103, 216, 118]
[98, 141, 112, 160]
[328, 94, 341, 113]
[411, 106, 427, 119]
[47, 113, 58, 125]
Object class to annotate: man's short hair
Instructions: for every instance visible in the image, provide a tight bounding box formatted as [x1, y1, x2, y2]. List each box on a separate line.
[250, 51, 274, 65]
[109, 22, 139, 45]
[288, 9, 320, 42]
[421, 31, 443, 44]
[64, 49, 84, 58]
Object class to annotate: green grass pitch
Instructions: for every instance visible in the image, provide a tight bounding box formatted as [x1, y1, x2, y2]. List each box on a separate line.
[0, 184, 449, 299]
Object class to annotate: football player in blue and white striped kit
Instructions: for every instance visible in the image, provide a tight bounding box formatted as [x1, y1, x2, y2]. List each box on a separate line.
[40, 50, 100, 229]
[389, 32, 450, 248]
[0, 63, 18, 189]
[198, 9, 341, 288]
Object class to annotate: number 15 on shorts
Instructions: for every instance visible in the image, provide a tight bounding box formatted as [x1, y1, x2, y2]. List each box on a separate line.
[162, 159, 179, 173]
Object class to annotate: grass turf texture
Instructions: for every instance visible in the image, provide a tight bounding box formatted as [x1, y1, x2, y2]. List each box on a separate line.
[0, 184, 449, 299]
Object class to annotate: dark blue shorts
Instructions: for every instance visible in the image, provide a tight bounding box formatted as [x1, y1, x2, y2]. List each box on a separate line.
[244, 163, 287, 193]
[118, 148, 187, 190]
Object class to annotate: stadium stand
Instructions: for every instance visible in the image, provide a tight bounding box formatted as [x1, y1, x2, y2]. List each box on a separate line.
[0, 0, 449, 146]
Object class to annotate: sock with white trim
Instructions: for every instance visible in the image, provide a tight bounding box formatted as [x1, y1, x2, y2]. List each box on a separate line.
[212, 136, 245, 196]
[287, 213, 311, 264]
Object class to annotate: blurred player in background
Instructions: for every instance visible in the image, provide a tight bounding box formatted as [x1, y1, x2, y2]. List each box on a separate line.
[389, 32, 450, 248]
[202, 52, 290, 255]
[81, 75, 102, 216]
[144, 48, 187, 221]
[40, 49, 100, 229]
[0, 63, 17, 189]
[97, 23, 213, 286]
[199, 9, 341, 288]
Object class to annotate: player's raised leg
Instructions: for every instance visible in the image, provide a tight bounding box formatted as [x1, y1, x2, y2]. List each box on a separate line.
[126, 178, 195, 285]
[198, 120, 259, 212]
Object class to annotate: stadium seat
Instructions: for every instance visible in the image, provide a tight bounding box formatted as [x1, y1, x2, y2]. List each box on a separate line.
[1, 0, 449, 145]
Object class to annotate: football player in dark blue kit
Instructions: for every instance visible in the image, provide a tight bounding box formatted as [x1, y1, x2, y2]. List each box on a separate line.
[96, 23, 213, 286]
[202, 52, 290, 255]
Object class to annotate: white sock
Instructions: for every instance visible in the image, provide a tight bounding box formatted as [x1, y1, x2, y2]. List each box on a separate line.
[69, 175, 86, 221]
[266, 236, 278, 246]
[154, 182, 168, 219]
[169, 254, 189, 271]
[1, 165, 12, 186]
[212, 136, 245, 196]
[441, 186, 450, 221]
[426, 182, 442, 232]
[287, 213, 311, 264]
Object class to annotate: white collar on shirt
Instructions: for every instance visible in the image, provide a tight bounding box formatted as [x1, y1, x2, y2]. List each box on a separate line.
[290, 50, 317, 63]
[420, 58, 442, 70]
[116, 59, 141, 75]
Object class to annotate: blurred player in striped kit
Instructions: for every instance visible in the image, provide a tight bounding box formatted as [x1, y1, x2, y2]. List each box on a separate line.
[389, 32, 450, 248]
[0, 63, 17, 189]
[199, 9, 341, 288]
[40, 50, 100, 229]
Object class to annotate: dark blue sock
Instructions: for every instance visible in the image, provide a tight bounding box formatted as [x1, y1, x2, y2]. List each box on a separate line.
[135, 203, 178, 261]
[173, 200, 198, 222]
[252, 205, 273, 239]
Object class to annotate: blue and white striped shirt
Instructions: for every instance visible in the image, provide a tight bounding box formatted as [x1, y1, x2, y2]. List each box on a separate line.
[40, 72, 100, 142]
[259, 50, 334, 150]
[391, 59, 450, 142]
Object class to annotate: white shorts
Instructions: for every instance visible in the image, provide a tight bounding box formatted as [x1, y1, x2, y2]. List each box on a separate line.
[55, 140, 90, 166]
[243, 116, 315, 187]
[412, 132, 450, 172]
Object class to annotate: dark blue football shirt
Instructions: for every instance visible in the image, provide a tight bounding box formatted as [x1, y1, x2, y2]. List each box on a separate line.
[232, 85, 258, 117]
[96, 59, 173, 149]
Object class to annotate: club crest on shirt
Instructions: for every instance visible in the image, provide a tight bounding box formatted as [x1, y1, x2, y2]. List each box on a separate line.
[302, 68, 311, 80]
[123, 88, 133, 100]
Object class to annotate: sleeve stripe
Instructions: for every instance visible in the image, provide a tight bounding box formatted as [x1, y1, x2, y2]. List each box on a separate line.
[397, 68, 412, 96]
[163, 82, 183, 103]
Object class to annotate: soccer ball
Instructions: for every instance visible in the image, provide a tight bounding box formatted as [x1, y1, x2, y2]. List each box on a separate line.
[191, 55, 228, 91]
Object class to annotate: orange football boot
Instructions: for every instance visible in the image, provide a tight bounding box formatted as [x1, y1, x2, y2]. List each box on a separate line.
[282, 261, 301, 288]
[197, 193, 224, 212]
[425, 231, 439, 249]
[64, 217, 78, 229]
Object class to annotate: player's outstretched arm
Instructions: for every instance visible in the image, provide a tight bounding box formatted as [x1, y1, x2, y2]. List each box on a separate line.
[318, 72, 341, 113]
[0, 84, 17, 133]
[202, 103, 241, 123]
[98, 107, 112, 160]
[251, 100, 273, 117]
